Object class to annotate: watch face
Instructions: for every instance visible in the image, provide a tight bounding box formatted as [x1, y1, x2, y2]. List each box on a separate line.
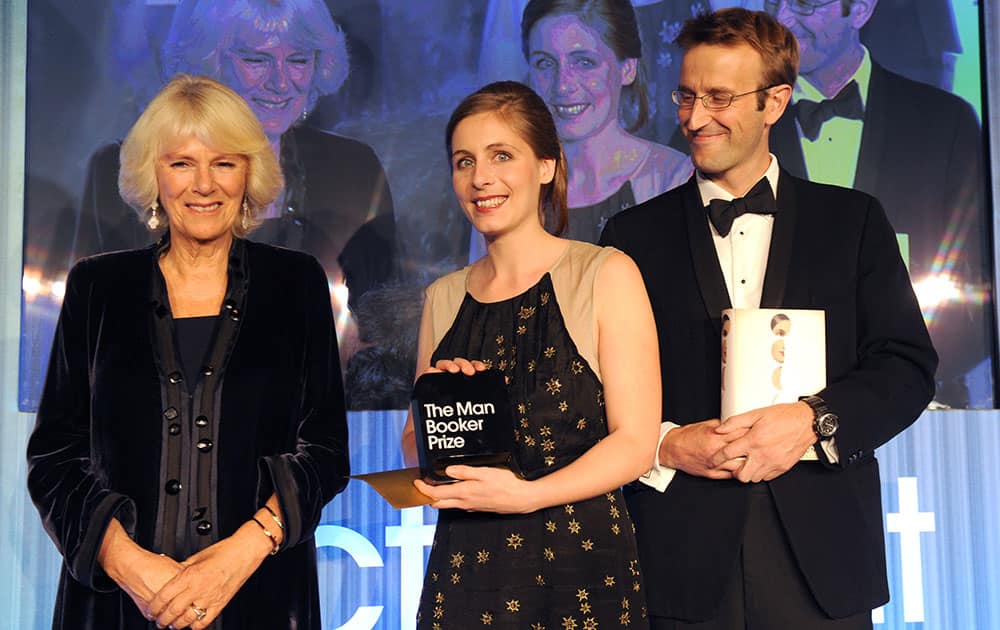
[816, 413, 839, 438]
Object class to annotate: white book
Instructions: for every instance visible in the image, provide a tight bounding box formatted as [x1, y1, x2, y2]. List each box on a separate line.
[721, 308, 826, 421]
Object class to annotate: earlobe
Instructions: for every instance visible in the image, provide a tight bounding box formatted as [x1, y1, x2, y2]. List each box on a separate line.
[850, 0, 877, 29]
[620, 58, 638, 86]
[539, 158, 556, 185]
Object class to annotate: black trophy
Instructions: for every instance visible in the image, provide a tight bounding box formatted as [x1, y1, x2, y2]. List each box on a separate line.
[411, 370, 516, 484]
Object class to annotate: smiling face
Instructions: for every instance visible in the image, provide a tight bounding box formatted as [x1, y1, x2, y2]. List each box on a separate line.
[771, 0, 863, 77]
[156, 136, 247, 247]
[527, 13, 635, 142]
[677, 43, 787, 194]
[221, 23, 318, 140]
[450, 112, 556, 240]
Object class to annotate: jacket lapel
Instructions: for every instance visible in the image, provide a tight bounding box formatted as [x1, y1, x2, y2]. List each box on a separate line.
[760, 170, 798, 308]
[682, 179, 732, 321]
[853, 62, 889, 195]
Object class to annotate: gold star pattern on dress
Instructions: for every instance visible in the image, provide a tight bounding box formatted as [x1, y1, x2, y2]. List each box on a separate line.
[558, 400, 569, 412]
[506, 533, 524, 550]
[431, 572, 439, 582]
[542, 438, 555, 452]
[543, 547, 555, 561]
[433, 606, 444, 619]
[562, 616, 578, 630]
[519, 306, 536, 320]
[477, 550, 490, 564]
[546, 378, 562, 395]
[451, 572, 461, 584]
[606, 492, 616, 503]
[521, 417, 530, 428]
[576, 589, 589, 602]
[621, 597, 629, 610]
[495, 334, 504, 345]
[628, 560, 640, 576]
[581, 539, 594, 551]
[633, 581, 640, 592]
[580, 602, 592, 614]
[619, 611, 631, 625]
[571, 360, 585, 374]
[597, 390, 604, 406]
[545, 520, 557, 532]
[528, 360, 536, 372]
[518, 403, 527, 414]
[497, 346, 505, 356]
[450, 552, 464, 568]
[524, 435, 537, 447]
[540, 426, 552, 436]
[577, 418, 587, 430]
[611, 523, 621, 535]
[565, 504, 575, 515]
[583, 619, 598, 630]
[433, 623, 441, 630]
[536, 574, 546, 586]
[544, 346, 557, 358]
[541, 292, 550, 305]
[498, 359, 508, 371]
[568, 519, 581, 534]
[517, 324, 527, 336]
[609, 506, 620, 519]
[605, 576, 616, 587]
[436, 592, 445, 603]
[545, 455, 556, 466]
[506, 599, 520, 613]
[531, 623, 546, 630]
[483, 359, 493, 369]
[482, 611, 494, 625]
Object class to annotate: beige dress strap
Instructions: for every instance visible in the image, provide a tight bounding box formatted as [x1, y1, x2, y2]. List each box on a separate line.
[425, 266, 472, 351]
[549, 241, 616, 383]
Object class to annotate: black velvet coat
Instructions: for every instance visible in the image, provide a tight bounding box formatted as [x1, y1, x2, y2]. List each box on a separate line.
[27, 237, 350, 629]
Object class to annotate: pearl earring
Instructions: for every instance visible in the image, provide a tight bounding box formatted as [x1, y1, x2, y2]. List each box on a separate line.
[147, 200, 162, 230]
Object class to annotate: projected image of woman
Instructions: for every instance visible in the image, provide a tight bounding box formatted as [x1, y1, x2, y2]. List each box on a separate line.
[522, 0, 692, 242]
[77, 0, 396, 343]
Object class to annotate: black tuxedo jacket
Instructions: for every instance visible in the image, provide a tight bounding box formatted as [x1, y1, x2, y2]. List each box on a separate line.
[772, 62, 987, 403]
[600, 172, 937, 621]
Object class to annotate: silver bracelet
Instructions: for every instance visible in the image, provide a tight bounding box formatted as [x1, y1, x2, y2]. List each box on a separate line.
[262, 504, 284, 532]
[251, 516, 280, 555]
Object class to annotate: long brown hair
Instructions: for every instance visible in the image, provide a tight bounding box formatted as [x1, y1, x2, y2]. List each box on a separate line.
[445, 81, 569, 236]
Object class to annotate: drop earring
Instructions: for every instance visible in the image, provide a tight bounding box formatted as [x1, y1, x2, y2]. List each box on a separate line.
[241, 199, 250, 231]
[147, 200, 162, 230]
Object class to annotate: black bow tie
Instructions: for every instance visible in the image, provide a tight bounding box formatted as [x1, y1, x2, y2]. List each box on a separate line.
[706, 177, 776, 237]
[793, 80, 864, 141]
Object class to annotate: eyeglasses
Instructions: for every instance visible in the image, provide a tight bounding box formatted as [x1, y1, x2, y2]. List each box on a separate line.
[671, 86, 776, 111]
[763, 0, 842, 16]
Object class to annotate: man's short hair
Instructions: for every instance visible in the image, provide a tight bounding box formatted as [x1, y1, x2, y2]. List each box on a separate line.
[675, 8, 799, 107]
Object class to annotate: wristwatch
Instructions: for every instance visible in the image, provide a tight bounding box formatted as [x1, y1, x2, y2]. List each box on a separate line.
[800, 395, 839, 440]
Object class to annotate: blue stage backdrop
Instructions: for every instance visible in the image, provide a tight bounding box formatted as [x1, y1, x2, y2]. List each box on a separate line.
[6, 1, 999, 629]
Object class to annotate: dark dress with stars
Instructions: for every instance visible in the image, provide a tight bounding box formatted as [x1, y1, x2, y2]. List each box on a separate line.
[417, 241, 647, 629]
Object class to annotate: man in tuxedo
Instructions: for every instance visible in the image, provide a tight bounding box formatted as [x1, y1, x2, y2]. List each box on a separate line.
[600, 8, 937, 629]
[766, 0, 988, 407]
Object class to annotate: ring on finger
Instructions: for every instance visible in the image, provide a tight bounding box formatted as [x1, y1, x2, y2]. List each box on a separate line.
[191, 605, 207, 621]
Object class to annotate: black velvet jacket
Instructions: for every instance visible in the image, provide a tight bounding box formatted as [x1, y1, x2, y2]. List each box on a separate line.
[27, 237, 350, 629]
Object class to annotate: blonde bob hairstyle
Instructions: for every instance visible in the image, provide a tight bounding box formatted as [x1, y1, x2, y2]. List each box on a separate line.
[118, 74, 283, 237]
